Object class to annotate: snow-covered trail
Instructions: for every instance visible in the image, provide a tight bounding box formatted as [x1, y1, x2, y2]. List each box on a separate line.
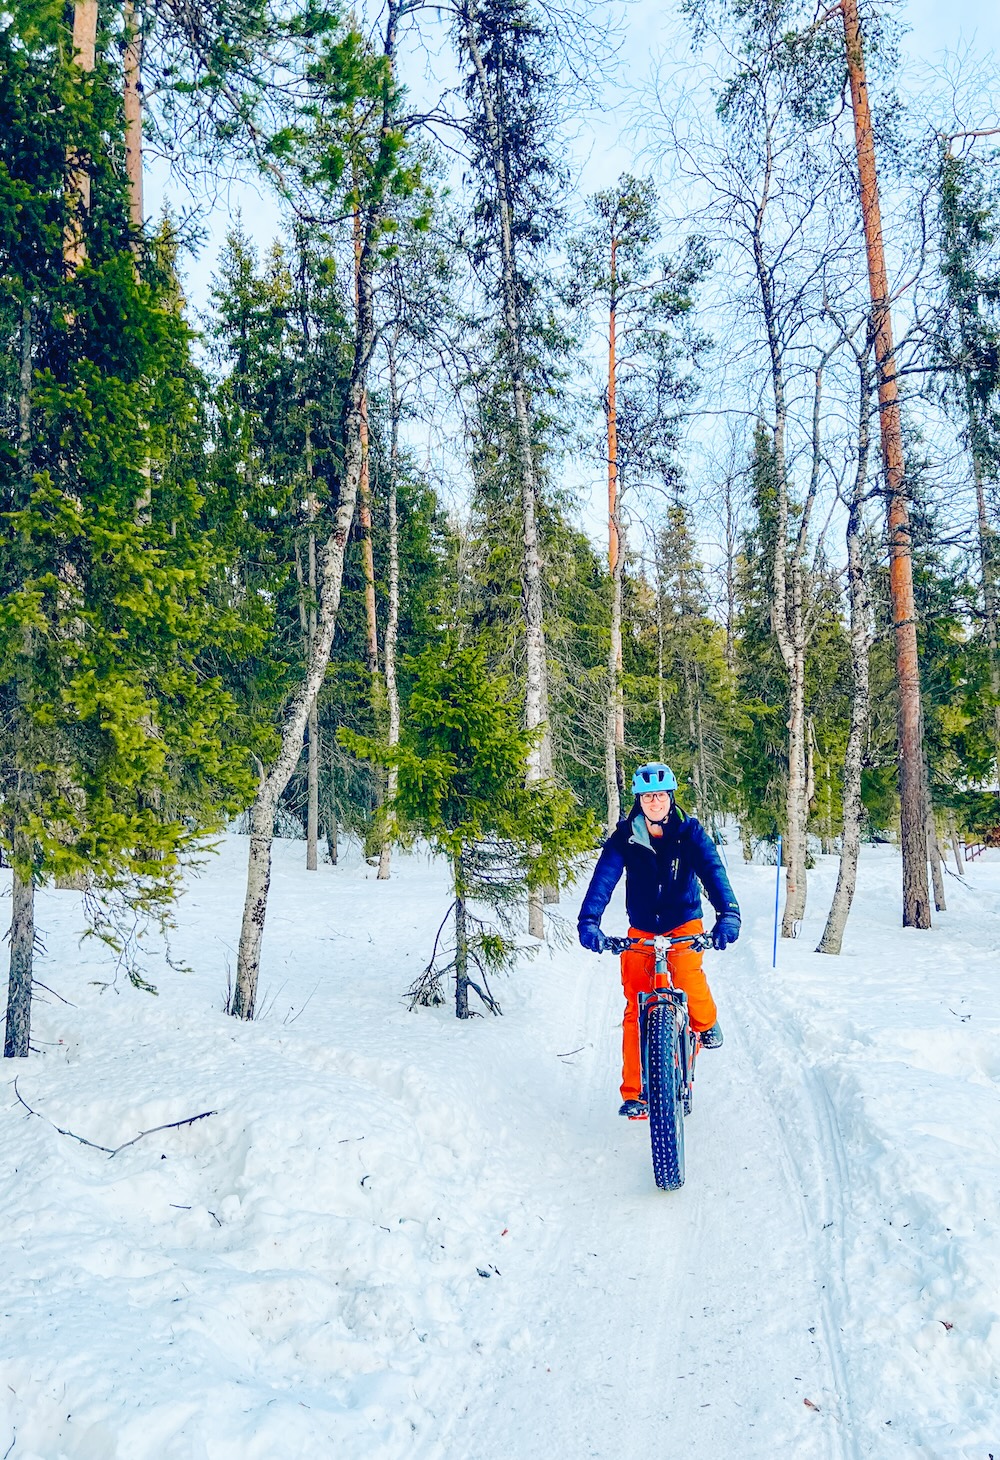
[3, 835, 1000, 1459]
[435, 910, 858, 1460]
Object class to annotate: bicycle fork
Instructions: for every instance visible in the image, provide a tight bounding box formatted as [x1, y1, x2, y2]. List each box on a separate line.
[638, 944, 694, 1106]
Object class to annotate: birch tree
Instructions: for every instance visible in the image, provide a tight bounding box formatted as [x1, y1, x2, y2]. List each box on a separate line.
[231, 4, 424, 1017]
[818, 349, 875, 953]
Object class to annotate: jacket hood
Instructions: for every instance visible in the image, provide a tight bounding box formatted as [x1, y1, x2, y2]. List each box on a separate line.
[620, 801, 688, 848]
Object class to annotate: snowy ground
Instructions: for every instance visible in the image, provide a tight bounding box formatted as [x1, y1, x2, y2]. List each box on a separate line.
[2, 833, 1000, 1459]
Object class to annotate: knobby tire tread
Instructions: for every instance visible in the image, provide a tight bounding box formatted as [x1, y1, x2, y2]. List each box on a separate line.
[647, 1002, 685, 1190]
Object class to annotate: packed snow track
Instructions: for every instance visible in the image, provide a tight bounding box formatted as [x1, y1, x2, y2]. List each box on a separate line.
[2, 837, 999, 1458]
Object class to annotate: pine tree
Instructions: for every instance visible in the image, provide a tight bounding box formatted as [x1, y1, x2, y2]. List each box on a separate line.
[567, 175, 707, 831]
[457, 0, 566, 935]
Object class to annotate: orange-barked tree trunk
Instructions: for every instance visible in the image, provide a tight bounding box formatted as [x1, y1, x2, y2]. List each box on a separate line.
[841, 0, 930, 928]
[605, 232, 624, 833]
[123, 1, 143, 239]
[64, 1, 98, 274]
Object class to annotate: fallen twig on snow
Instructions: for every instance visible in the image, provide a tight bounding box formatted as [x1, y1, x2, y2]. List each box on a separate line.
[12, 1079, 216, 1158]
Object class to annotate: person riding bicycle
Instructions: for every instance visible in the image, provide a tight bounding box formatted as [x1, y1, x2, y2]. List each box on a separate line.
[577, 763, 741, 1118]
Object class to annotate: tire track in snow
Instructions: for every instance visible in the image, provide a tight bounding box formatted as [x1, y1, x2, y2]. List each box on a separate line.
[432, 934, 859, 1460]
[728, 956, 863, 1460]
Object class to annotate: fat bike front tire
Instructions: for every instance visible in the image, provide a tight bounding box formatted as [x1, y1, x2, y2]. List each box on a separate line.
[646, 1002, 685, 1191]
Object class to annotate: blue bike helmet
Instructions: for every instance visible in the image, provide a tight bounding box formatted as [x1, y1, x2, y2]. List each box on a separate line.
[630, 763, 677, 796]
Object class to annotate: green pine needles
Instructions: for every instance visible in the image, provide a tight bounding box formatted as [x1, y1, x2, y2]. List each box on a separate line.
[344, 640, 598, 1017]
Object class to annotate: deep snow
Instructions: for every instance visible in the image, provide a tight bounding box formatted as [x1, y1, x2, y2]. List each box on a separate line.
[2, 833, 1000, 1459]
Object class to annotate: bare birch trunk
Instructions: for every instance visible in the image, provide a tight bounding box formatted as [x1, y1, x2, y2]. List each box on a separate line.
[306, 700, 319, 870]
[842, 0, 930, 929]
[923, 751, 946, 911]
[4, 863, 34, 1059]
[821, 759, 834, 856]
[753, 199, 810, 936]
[295, 529, 320, 872]
[462, 0, 551, 939]
[232, 0, 400, 1015]
[782, 650, 808, 935]
[326, 799, 339, 865]
[695, 666, 710, 819]
[973, 451, 1000, 765]
[818, 363, 872, 954]
[235, 389, 366, 1014]
[378, 341, 402, 882]
[947, 814, 965, 875]
[722, 472, 739, 676]
[928, 815, 946, 912]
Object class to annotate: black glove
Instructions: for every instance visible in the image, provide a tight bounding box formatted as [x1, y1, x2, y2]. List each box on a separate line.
[711, 912, 741, 951]
[579, 921, 607, 953]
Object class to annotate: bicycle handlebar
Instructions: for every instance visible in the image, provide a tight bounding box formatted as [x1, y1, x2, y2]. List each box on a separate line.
[603, 932, 713, 956]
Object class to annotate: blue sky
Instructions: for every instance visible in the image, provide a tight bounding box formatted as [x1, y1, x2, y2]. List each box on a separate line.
[149, 0, 1000, 313]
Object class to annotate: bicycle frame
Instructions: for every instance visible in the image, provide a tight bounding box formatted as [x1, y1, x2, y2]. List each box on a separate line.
[605, 931, 712, 1110]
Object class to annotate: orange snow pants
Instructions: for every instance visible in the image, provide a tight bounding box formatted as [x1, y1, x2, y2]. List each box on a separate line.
[619, 918, 717, 1102]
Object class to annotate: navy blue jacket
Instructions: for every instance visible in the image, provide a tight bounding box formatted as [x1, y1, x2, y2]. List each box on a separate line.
[578, 803, 740, 936]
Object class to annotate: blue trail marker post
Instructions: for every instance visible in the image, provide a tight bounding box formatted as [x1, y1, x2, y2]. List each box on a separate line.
[772, 835, 782, 968]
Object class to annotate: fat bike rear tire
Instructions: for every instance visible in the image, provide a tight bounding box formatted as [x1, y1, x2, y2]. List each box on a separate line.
[647, 1002, 685, 1191]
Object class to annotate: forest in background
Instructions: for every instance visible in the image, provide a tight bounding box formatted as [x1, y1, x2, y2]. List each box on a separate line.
[3, 0, 1000, 1046]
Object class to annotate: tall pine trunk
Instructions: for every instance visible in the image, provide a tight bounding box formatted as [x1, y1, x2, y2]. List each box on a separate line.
[605, 508, 624, 834]
[123, 1, 143, 237]
[462, 0, 552, 939]
[64, 1, 98, 273]
[842, 0, 930, 929]
[605, 233, 624, 831]
[353, 209, 380, 683]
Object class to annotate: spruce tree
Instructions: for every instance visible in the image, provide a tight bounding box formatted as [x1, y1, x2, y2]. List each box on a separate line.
[1, 4, 257, 1054]
[346, 642, 597, 1017]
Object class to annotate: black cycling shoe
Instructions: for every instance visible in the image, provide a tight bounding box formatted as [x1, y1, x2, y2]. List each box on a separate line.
[618, 1098, 649, 1119]
[699, 1022, 724, 1049]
